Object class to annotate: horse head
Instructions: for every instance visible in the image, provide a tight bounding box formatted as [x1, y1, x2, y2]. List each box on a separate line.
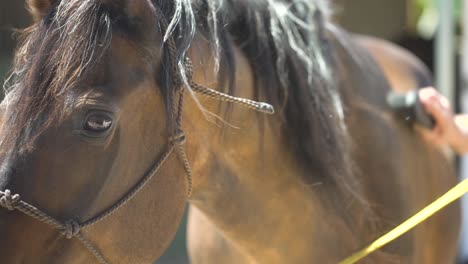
[0, 0, 191, 262]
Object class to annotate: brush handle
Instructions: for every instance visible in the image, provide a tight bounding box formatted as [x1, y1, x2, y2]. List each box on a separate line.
[386, 90, 436, 129]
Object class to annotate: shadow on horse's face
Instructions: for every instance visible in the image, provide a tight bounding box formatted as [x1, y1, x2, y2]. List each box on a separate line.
[0, 0, 189, 263]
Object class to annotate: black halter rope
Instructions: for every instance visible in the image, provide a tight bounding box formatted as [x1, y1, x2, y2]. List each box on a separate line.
[0, 10, 274, 264]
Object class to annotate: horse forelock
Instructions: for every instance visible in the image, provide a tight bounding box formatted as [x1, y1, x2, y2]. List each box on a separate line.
[1, 0, 112, 154]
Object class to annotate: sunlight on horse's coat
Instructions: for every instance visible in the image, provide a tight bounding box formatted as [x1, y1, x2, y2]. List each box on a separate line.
[0, 0, 460, 263]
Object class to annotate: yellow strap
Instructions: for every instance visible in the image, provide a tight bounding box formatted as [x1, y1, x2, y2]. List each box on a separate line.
[339, 179, 468, 264]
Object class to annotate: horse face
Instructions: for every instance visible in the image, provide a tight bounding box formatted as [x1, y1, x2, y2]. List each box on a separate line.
[0, 0, 188, 263]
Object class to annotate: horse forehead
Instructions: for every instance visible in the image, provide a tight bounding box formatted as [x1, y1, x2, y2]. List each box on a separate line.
[109, 35, 156, 68]
[81, 35, 159, 96]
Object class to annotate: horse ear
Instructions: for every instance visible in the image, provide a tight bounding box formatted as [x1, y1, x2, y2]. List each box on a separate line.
[27, 0, 57, 21]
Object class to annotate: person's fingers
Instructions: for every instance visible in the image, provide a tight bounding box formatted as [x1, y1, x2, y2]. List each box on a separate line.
[419, 87, 438, 102]
[421, 94, 452, 127]
[419, 88, 452, 118]
[416, 87, 465, 152]
[419, 87, 451, 109]
[439, 95, 451, 109]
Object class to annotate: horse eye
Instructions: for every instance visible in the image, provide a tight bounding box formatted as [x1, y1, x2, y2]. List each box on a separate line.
[84, 114, 113, 133]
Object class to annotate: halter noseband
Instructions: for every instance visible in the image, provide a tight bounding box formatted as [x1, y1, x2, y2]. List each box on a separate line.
[0, 11, 274, 264]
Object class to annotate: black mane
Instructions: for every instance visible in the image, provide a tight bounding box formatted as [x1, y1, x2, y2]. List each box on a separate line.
[157, 0, 363, 204]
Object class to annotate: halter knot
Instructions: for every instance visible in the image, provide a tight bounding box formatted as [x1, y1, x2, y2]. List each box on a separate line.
[171, 57, 194, 89]
[170, 131, 186, 145]
[183, 57, 194, 82]
[0, 190, 21, 211]
[62, 220, 81, 239]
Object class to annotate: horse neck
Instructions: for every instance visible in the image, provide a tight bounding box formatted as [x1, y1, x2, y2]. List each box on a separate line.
[183, 38, 294, 199]
[181, 38, 364, 262]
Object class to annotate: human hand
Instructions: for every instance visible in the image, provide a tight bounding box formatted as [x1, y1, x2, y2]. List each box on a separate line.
[418, 87, 468, 154]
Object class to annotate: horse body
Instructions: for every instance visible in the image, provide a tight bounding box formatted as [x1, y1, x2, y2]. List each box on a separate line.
[0, 0, 460, 263]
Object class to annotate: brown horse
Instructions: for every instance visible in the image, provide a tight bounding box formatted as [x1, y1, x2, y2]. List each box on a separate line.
[0, 0, 460, 263]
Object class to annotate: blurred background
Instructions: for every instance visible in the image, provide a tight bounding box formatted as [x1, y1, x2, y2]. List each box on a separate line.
[0, 0, 465, 263]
